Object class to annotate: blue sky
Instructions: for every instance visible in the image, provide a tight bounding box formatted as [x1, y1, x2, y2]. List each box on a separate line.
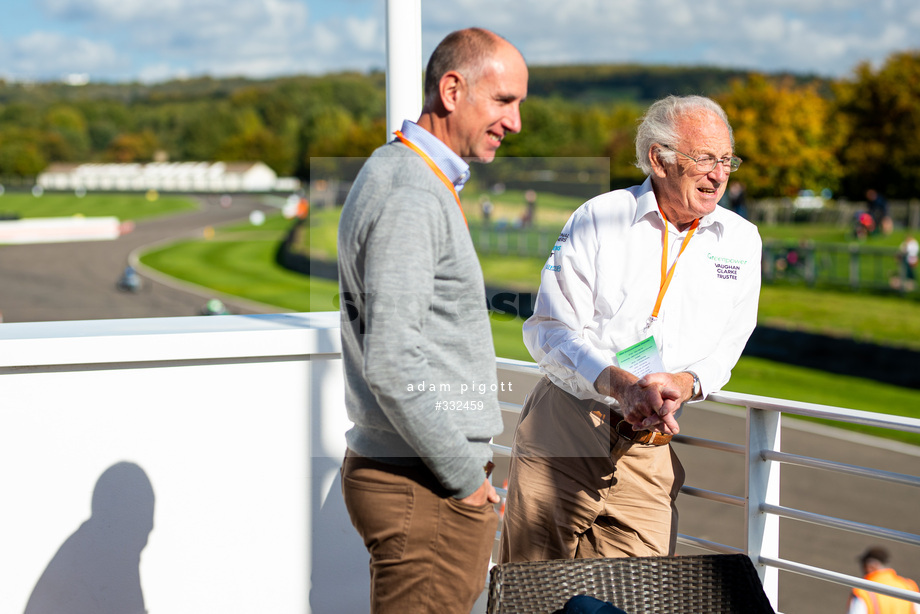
[1, 0, 919, 83]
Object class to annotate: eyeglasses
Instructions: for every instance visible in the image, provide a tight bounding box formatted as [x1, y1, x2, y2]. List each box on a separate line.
[660, 144, 742, 173]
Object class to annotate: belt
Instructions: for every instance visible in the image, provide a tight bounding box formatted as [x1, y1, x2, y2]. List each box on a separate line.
[589, 404, 672, 446]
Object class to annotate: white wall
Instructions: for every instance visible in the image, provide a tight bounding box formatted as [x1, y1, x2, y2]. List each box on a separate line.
[0, 217, 122, 244]
[0, 312, 370, 614]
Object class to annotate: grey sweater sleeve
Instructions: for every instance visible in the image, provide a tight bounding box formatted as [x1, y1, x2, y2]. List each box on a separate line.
[358, 185, 488, 498]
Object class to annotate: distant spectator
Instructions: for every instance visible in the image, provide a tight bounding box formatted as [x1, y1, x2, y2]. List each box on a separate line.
[854, 211, 875, 240]
[900, 235, 919, 291]
[727, 181, 748, 219]
[866, 189, 892, 236]
[480, 195, 494, 226]
[848, 547, 920, 614]
[522, 188, 537, 227]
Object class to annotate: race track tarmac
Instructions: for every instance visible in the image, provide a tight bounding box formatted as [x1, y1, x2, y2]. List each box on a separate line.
[0, 194, 279, 323]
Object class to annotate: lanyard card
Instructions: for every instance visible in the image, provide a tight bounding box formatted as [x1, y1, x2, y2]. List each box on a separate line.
[615, 335, 665, 378]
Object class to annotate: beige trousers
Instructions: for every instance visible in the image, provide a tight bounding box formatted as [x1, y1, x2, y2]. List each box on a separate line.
[499, 377, 685, 563]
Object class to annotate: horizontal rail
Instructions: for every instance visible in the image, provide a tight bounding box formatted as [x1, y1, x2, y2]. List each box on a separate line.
[760, 556, 920, 606]
[672, 433, 746, 455]
[679, 485, 745, 507]
[761, 503, 920, 547]
[762, 449, 920, 489]
[494, 360, 542, 375]
[499, 401, 524, 415]
[710, 390, 920, 434]
[676, 534, 744, 555]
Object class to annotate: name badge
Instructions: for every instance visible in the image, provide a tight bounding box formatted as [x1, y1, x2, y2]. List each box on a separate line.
[615, 335, 665, 378]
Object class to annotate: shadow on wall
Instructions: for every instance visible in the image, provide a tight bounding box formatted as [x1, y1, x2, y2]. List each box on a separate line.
[24, 461, 155, 614]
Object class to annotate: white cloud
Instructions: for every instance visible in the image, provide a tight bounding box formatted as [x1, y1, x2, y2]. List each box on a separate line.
[37, 0, 311, 59]
[742, 13, 786, 44]
[2, 31, 125, 79]
[99, 0, 317, 78]
[13, 0, 920, 81]
[38, 0, 167, 22]
[308, 23, 341, 55]
[137, 63, 190, 84]
[343, 16, 381, 52]
[469, 0, 920, 77]
[698, 3, 920, 76]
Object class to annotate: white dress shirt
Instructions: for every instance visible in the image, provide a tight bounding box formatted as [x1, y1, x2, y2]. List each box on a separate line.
[523, 177, 762, 406]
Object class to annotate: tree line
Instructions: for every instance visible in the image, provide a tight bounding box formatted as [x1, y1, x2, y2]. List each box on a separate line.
[1, 53, 918, 200]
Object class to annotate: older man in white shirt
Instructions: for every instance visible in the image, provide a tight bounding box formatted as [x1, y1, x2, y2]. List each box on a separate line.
[500, 95, 762, 562]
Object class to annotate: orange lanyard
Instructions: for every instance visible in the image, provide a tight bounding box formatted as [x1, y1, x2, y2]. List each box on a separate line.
[649, 208, 699, 323]
[394, 130, 467, 227]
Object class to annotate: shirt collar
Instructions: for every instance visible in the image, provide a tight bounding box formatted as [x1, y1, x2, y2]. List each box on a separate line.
[397, 120, 471, 192]
[633, 176, 725, 236]
[633, 177, 660, 225]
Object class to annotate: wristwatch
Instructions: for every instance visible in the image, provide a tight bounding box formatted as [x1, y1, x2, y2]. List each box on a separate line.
[687, 371, 701, 400]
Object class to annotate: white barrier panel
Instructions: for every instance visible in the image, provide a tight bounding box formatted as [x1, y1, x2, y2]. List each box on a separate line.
[0, 312, 371, 614]
[0, 217, 123, 244]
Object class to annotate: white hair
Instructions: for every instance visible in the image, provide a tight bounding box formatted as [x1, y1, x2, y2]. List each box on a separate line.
[635, 95, 734, 175]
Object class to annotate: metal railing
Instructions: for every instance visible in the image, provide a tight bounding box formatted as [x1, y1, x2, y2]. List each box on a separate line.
[492, 358, 920, 613]
[762, 240, 918, 292]
[466, 224, 919, 293]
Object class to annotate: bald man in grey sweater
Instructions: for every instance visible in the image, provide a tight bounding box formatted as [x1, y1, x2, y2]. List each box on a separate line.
[337, 28, 528, 614]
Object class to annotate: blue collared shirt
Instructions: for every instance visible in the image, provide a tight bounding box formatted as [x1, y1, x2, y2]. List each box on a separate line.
[398, 120, 471, 192]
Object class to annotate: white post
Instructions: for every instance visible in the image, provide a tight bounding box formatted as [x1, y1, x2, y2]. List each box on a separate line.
[747, 406, 781, 611]
[385, 0, 423, 139]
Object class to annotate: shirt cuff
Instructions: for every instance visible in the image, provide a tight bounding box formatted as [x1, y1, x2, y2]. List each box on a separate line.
[576, 348, 612, 395]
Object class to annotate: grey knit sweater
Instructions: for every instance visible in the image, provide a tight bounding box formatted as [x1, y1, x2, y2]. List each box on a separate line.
[337, 140, 503, 499]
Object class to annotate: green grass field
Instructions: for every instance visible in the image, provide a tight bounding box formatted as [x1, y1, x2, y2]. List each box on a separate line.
[305, 208, 920, 348]
[132, 208, 920, 446]
[759, 286, 920, 350]
[758, 222, 913, 248]
[0, 191, 198, 221]
[136, 211, 920, 441]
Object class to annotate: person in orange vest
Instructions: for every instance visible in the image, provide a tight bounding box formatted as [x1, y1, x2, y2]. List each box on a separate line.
[848, 547, 920, 614]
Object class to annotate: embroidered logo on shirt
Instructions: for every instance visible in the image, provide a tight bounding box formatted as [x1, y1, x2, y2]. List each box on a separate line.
[708, 253, 747, 281]
[714, 263, 740, 280]
[545, 264, 562, 272]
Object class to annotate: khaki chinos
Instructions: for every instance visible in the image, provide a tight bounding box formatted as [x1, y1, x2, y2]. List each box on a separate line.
[341, 451, 498, 614]
[499, 377, 685, 563]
